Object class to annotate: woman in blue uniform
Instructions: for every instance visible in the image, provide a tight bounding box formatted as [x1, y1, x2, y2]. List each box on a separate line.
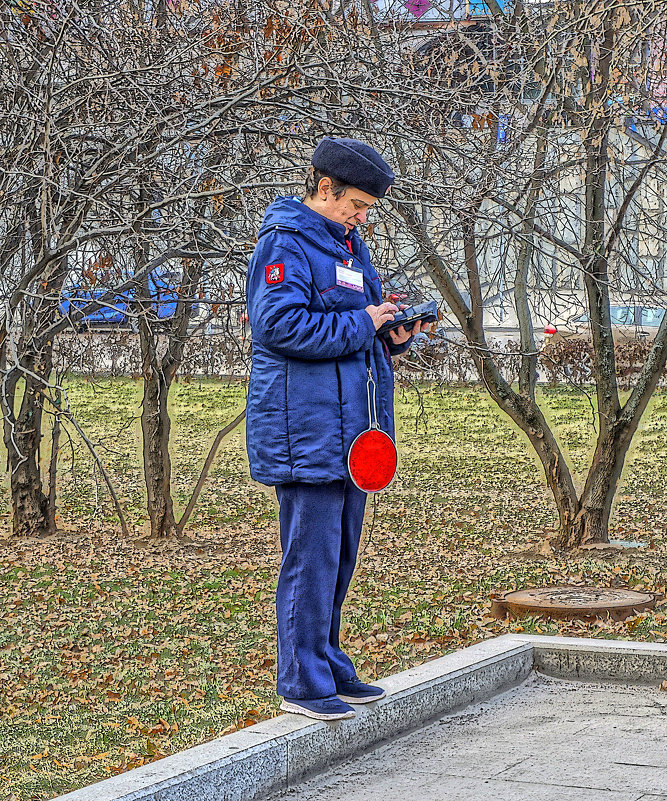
[246, 138, 427, 720]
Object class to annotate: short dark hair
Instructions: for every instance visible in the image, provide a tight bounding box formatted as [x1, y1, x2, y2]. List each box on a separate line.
[304, 167, 349, 199]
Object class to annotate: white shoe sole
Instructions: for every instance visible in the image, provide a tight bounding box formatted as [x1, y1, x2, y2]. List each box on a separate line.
[337, 690, 387, 704]
[280, 700, 356, 720]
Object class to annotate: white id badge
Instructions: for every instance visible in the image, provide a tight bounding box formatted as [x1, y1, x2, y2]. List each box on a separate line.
[335, 258, 364, 292]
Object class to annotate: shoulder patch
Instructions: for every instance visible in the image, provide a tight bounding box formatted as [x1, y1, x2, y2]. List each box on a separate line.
[265, 263, 284, 284]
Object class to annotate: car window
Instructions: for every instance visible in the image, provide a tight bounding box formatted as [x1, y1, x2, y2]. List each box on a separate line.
[609, 306, 634, 325]
[155, 270, 180, 282]
[639, 307, 665, 327]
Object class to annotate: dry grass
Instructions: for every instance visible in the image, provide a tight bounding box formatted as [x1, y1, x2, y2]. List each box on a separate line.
[0, 379, 665, 799]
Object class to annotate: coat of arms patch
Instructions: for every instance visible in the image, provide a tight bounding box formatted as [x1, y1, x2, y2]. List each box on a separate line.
[265, 263, 284, 284]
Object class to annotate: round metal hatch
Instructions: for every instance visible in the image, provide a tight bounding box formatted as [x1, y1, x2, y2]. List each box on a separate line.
[491, 586, 661, 621]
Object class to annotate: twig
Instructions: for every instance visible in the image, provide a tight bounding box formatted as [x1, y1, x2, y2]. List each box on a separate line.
[176, 408, 246, 536]
[47, 405, 61, 535]
[39, 391, 131, 537]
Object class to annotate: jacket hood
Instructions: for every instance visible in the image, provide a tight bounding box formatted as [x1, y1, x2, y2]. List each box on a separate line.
[257, 196, 360, 255]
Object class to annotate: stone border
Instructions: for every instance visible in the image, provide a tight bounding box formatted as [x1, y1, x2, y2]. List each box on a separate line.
[54, 635, 667, 801]
[511, 633, 667, 684]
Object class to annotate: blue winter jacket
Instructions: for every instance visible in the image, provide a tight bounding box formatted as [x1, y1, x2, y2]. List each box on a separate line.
[246, 196, 409, 485]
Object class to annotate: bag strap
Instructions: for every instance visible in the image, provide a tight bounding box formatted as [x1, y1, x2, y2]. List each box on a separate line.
[365, 350, 378, 430]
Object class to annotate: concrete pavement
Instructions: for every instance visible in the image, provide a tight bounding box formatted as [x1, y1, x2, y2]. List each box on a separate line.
[266, 673, 667, 801]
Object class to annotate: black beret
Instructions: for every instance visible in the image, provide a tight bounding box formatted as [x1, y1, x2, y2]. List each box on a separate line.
[311, 137, 394, 198]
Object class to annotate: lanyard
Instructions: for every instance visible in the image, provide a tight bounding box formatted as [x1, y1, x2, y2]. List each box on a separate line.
[365, 350, 378, 430]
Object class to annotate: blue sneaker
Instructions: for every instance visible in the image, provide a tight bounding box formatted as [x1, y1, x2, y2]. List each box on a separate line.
[336, 677, 386, 704]
[280, 695, 356, 720]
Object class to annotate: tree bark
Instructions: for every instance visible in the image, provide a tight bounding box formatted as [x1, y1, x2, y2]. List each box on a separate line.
[559, 425, 632, 547]
[140, 361, 177, 538]
[47, 403, 61, 536]
[135, 253, 203, 539]
[3, 372, 50, 538]
[515, 128, 547, 399]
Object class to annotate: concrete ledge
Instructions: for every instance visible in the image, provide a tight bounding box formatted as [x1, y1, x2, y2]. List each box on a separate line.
[285, 637, 532, 785]
[509, 634, 667, 684]
[54, 637, 532, 801]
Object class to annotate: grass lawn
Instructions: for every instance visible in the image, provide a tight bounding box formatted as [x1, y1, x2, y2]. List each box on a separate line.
[1, 378, 666, 799]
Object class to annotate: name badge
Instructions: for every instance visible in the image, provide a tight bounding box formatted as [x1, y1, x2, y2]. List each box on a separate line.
[335, 258, 364, 293]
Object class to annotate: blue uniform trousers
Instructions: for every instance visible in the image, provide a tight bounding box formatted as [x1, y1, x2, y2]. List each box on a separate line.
[275, 480, 367, 700]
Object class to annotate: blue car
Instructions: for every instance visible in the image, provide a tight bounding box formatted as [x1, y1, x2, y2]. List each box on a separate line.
[147, 271, 179, 321]
[59, 288, 131, 326]
[59, 271, 180, 327]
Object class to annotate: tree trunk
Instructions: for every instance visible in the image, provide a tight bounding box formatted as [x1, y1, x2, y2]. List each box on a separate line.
[559, 477, 617, 550]
[140, 363, 177, 538]
[558, 418, 636, 547]
[47, 407, 61, 535]
[3, 375, 50, 537]
[560, 505, 611, 549]
[479, 365, 583, 544]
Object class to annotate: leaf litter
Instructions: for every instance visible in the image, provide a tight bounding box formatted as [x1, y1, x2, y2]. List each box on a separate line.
[0, 380, 666, 799]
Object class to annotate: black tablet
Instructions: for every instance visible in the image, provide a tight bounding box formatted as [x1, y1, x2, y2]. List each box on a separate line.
[378, 300, 438, 336]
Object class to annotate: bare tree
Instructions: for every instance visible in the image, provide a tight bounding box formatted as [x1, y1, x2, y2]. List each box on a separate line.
[0, 0, 339, 538]
[4, 0, 667, 549]
[234, 0, 667, 547]
[0, 0, 293, 536]
[350, 0, 667, 546]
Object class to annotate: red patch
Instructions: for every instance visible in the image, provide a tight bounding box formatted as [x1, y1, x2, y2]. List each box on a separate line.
[265, 263, 284, 284]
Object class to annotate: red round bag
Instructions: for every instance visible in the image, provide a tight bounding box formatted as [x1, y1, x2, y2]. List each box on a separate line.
[347, 352, 398, 493]
[348, 428, 397, 493]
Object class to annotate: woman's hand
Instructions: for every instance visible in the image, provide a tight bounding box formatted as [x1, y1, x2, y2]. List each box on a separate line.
[365, 302, 399, 330]
[388, 319, 432, 345]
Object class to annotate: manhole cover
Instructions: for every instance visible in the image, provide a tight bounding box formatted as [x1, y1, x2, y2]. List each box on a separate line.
[491, 586, 660, 621]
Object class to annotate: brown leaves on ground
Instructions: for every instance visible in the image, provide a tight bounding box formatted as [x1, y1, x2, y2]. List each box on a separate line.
[0, 383, 666, 799]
